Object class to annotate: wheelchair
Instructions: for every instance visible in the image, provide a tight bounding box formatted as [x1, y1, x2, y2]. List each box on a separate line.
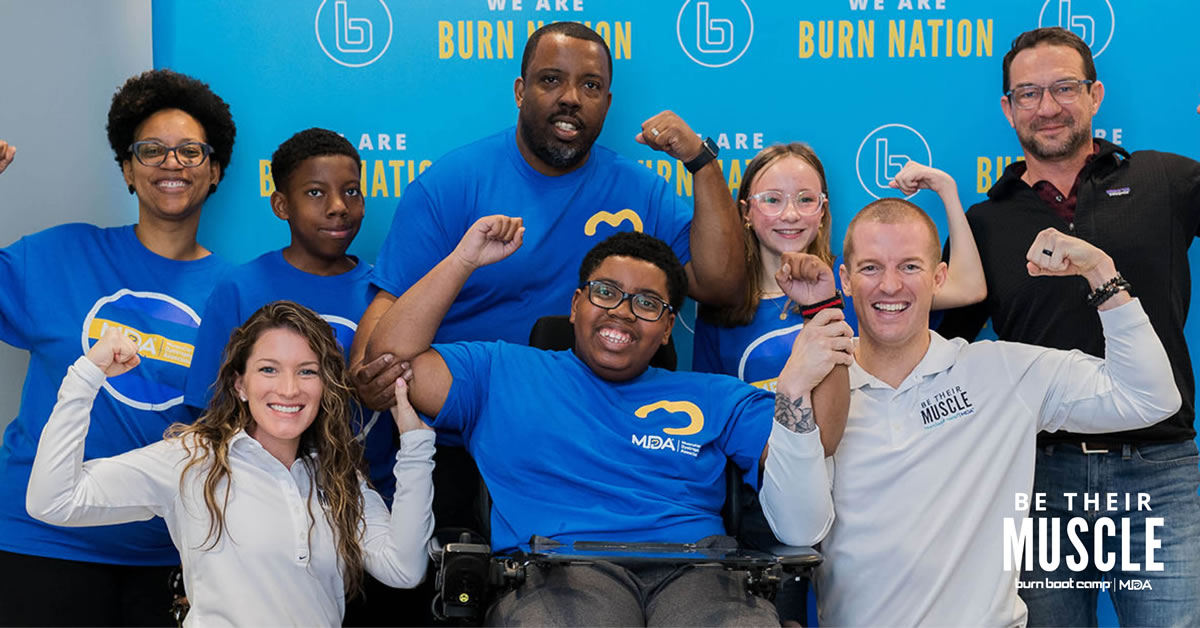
[428, 316, 823, 625]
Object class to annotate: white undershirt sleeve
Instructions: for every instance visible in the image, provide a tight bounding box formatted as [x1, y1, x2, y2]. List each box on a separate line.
[360, 429, 435, 588]
[759, 421, 834, 547]
[27, 356, 175, 526]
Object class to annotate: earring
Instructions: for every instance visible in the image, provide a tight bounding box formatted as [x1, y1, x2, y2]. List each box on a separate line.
[127, 184, 136, 195]
[208, 183, 217, 196]
[239, 394, 247, 402]
[744, 220, 752, 229]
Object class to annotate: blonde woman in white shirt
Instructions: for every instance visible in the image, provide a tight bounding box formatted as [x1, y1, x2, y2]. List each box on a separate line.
[27, 301, 434, 626]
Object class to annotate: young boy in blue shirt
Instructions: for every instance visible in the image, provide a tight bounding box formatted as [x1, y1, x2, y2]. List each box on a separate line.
[185, 128, 402, 500]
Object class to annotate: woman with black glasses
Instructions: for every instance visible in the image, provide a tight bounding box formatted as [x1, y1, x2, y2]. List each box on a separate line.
[0, 69, 236, 626]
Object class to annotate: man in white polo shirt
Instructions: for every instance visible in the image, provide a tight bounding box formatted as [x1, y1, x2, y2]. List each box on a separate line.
[761, 198, 1180, 626]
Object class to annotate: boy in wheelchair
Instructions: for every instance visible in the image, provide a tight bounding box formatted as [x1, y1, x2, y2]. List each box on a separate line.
[358, 216, 850, 625]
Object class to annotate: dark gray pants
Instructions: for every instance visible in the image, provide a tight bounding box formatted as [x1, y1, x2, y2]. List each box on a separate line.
[486, 560, 779, 627]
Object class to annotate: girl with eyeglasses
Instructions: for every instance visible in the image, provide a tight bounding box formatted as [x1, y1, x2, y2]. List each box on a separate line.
[695, 142, 986, 391]
[0, 69, 236, 625]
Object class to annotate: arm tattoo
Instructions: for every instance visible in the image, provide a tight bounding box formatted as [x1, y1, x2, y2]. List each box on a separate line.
[775, 392, 816, 434]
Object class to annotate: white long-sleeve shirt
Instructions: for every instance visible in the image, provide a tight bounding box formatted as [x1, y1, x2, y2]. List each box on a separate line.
[27, 357, 435, 627]
[762, 298, 1180, 627]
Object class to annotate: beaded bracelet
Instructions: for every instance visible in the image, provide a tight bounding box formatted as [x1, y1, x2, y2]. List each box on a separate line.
[1086, 274, 1132, 308]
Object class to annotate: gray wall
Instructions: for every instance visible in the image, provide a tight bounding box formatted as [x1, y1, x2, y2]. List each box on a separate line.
[0, 0, 153, 443]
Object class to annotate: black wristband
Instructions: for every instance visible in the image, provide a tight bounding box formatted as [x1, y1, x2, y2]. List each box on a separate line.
[800, 291, 845, 318]
[684, 137, 719, 174]
[1085, 274, 1132, 308]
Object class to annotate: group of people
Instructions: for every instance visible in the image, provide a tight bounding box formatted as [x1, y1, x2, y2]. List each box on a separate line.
[0, 20, 1196, 628]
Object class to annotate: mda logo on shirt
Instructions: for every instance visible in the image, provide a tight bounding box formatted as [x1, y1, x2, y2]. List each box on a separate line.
[81, 289, 201, 411]
[631, 400, 704, 457]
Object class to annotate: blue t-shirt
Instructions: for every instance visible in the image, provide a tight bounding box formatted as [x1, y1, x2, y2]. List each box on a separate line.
[373, 127, 693, 345]
[184, 249, 399, 500]
[693, 255, 857, 389]
[0, 223, 230, 565]
[431, 341, 772, 553]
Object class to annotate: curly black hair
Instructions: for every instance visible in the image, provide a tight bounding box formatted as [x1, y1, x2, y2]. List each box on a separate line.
[578, 231, 688, 309]
[270, 128, 362, 193]
[106, 69, 236, 182]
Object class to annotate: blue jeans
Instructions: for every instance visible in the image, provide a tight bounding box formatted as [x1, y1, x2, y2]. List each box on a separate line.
[1020, 441, 1200, 627]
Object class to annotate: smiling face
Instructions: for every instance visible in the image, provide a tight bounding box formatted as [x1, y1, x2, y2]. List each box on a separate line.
[121, 108, 219, 226]
[570, 255, 674, 382]
[744, 155, 827, 266]
[841, 220, 946, 353]
[234, 327, 323, 464]
[271, 154, 364, 275]
[514, 33, 612, 176]
[1001, 43, 1103, 163]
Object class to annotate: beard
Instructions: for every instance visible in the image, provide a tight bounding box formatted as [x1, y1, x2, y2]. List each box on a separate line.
[518, 109, 601, 172]
[1016, 114, 1092, 161]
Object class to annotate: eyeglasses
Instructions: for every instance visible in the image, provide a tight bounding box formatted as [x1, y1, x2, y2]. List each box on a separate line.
[1005, 79, 1094, 110]
[128, 141, 214, 168]
[579, 280, 675, 322]
[748, 190, 826, 217]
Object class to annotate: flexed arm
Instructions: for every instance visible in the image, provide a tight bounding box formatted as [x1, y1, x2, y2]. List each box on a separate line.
[890, 161, 987, 309]
[773, 252, 853, 455]
[362, 216, 524, 417]
[637, 112, 744, 305]
[27, 329, 173, 526]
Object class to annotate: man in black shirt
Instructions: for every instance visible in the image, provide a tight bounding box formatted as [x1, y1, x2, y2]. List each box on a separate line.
[938, 27, 1200, 626]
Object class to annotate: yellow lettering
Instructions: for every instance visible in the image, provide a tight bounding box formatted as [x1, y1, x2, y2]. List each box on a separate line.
[479, 21, 493, 58]
[371, 160, 388, 197]
[818, 21, 834, 58]
[858, 20, 874, 57]
[977, 19, 993, 57]
[497, 21, 514, 59]
[888, 20, 905, 57]
[259, 160, 274, 196]
[438, 21, 453, 59]
[838, 20, 853, 58]
[677, 162, 693, 197]
[798, 21, 814, 58]
[656, 159, 672, 181]
[956, 19, 972, 57]
[389, 160, 404, 194]
[927, 19, 942, 57]
[613, 22, 631, 59]
[976, 156, 992, 194]
[458, 21, 474, 59]
[909, 20, 926, 57]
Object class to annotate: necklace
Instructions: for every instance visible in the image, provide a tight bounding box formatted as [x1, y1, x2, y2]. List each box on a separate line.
[762, 292, 794, 321]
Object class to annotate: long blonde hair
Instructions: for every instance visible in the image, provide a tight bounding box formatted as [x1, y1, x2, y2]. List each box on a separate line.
[700, 143, 835, 327]
[166, 301, 368, 594]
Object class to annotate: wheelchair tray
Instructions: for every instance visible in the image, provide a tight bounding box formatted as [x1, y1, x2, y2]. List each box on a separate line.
[520, 538, 821, 569]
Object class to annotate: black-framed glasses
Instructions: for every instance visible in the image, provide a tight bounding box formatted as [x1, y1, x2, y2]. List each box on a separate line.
[748, 190, 826, 217]
[1005, 79, 1094, 110]
[128, 141, 214, 168]
[579, 280, 675, 322]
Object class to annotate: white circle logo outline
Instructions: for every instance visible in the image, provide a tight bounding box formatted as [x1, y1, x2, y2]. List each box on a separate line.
[676, 0, 754, 68]
[81, 289, 202, 411]
[1038, 0, 1115, 58]
[314, 0, 394, 68]
[855, 123, 933, 201]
